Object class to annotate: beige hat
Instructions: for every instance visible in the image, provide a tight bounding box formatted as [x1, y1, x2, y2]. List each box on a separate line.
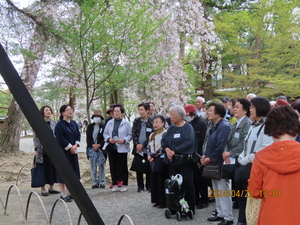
[91, 110, 104, 120]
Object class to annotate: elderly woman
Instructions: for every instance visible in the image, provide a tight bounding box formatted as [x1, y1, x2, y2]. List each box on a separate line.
[162, 104, 196, 214]
[55, 105, 81, 202]
[248, 105, 300, 224]
[103, 104, 132, 192]
[33, 106, 60, 196]
[202, 103, 232, 225]
[222, 98, 251, 212]
[236, 96, 273, 225]
[223, 98, 251, 165]
[86, 110, 105, 189]
[131, 102, 153, 192]
[147, 115, 168, 208]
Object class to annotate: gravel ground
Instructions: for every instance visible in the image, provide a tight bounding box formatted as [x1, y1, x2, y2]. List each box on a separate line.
[0, 136, 239, 224]
[0, 182, 239, 225]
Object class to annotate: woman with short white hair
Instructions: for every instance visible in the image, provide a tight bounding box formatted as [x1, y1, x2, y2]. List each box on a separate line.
[162, 104, 197, 214]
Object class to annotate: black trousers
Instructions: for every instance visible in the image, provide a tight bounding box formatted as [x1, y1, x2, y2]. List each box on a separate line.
[193, 165, 208, 205]
[108, 151, 128, 185]
[151, 164, 169, 205]
[235, 181, 248, 223]
[136, 167, 152, 190]
[170, 163, 195, 214]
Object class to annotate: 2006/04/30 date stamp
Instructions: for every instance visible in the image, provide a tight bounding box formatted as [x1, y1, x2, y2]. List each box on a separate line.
[208, 189, 281, 198]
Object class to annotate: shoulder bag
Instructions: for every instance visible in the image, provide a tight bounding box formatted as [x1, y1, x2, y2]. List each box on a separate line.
[202, 159, 223, 180]
[31, 157, 46, 188]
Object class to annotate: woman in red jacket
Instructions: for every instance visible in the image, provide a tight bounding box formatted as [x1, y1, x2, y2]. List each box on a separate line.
[248, 105, 300, 224]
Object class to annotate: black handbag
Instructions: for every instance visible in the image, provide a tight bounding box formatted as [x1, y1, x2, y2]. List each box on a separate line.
[202, 160, 223, 180]
[31, 158, 46, 188]
[152, 156, 165, 173]
[221, 157, 238, 179]
[235, 163, 252, 183]
[235, 123, 265, 183]
[104, 143, 117, 154]
[130, 154, 149, 173]
[171, 154, 184, 166]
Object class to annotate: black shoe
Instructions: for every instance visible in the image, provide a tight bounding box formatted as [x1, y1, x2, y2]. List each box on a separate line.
[99, 184, 105, 188]
[233, 223, 246, 225]
[48, 189, 60, 194]
[92, 185, 99, 189]
[196, 203, 209, 209]
[207, 216, 224, 222]
[217, 220, 234, 225]
[41, 192, 49, 197]
[60, 195, 72, 202]
[137, 188, 144, 193]
[68, 195, 73, 199]
[212, 209, 218, 216]
[147, 188, 151, 193]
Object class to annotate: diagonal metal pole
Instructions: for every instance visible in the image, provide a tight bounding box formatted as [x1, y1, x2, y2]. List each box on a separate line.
[0, 43, 104, 225]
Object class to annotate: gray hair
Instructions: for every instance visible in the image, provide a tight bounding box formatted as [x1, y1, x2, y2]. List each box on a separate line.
[247, 93, 256, 99]
[169, 105, 186, 119]
[196, 96, 205, 102]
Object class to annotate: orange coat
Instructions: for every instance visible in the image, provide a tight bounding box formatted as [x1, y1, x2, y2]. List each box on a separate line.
[248, 140, 300, 225]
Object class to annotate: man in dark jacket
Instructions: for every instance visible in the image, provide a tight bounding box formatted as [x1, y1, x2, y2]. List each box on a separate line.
[184, 104, 208, 209]
[86, 110, 105, 189]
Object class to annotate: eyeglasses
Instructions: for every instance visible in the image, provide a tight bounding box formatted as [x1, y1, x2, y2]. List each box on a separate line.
[65, 109, 73, 112]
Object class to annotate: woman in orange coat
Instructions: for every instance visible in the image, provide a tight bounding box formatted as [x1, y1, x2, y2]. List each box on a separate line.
[248, 105, 300, 224]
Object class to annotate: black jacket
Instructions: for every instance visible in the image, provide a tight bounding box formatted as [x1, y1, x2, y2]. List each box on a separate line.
[86, 123, 105, 149]
[131, 117, 154, 155]
[189, 115, 207, 155]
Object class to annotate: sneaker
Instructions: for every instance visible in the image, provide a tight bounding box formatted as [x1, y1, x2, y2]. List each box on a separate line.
[112, 185, 119, 192]
[60, 195, 72, 202]
[92, 185, 99, 189]
[117, 181, 123, 187]
[137, 188, 144, 193]
[99, 184, 105, 188]
[120, 185, 127, 192]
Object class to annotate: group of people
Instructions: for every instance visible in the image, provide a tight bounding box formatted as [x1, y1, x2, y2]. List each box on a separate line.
[32, 95, 300, 225]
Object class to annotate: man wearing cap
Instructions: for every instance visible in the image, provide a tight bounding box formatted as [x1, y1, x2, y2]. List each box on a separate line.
[184, 104, 208, 209]
[221, 97, 231, 122]
[86, 110, 106, 189]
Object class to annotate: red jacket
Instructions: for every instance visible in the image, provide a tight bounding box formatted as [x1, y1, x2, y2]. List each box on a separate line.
[248, 140, 300, 224]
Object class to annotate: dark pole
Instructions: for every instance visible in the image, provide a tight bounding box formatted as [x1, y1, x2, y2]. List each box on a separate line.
[0, 44, 104, 225]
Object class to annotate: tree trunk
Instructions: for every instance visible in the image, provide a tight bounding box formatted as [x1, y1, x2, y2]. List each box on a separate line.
[0, 27, 46, 154]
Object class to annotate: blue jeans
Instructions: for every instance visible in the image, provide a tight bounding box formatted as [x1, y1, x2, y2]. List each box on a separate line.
[89, 157, 106, 186]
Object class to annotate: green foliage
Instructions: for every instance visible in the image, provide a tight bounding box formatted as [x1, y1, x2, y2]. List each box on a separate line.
[215, 0, 300, 99]
[0, 87, 12, 117]
[51, 0, 166, 116]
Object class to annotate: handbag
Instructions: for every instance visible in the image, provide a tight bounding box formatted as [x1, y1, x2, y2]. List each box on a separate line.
[31, 157, 46, 188]
[235, 163, 252, 183]
[104, 142, 117, 154]
[171, 154, 184, 166]
[246, 197, 262, 225]
[152, 156, 165, 173]
[130, 154, 149, 173]
[202, 160, 223, 180]
[222, 157, 238, 179]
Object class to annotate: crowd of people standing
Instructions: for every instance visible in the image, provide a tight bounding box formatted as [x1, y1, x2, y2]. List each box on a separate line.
[31, 95, 300, 224]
